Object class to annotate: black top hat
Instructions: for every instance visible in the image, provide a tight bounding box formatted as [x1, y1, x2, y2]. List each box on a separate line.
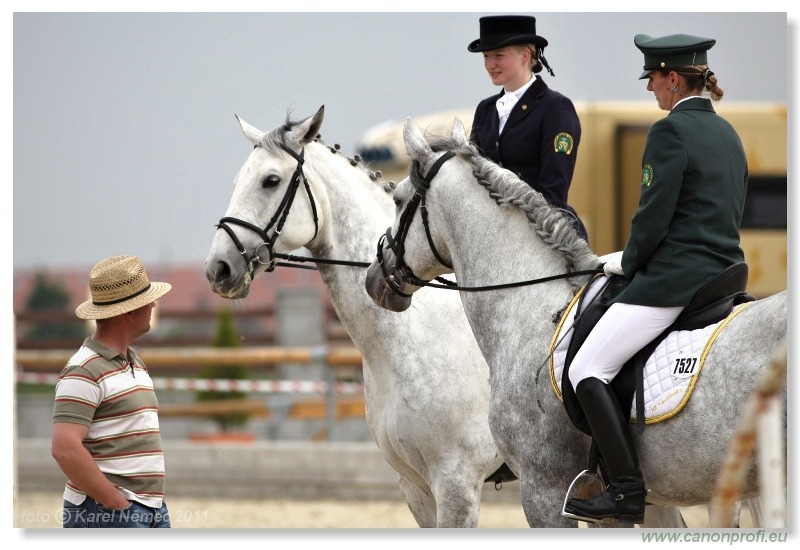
[635, 33, 716, 79]
[467, 15, 548, 53]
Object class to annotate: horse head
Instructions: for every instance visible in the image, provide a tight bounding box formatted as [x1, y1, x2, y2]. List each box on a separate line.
[205, 106, 325, 299]
[403, 115, 470, 165]
[365, 117, 467, 312]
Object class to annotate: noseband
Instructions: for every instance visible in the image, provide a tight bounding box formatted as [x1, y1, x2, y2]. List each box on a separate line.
[376, 151, 455, 297]
[215, 143, 319, 280]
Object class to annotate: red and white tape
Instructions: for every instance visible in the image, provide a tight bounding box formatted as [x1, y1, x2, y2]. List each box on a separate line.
[16, 372, 363, 394]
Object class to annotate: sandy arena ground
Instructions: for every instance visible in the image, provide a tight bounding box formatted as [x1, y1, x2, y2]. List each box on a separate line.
[15, 491, 725, 529]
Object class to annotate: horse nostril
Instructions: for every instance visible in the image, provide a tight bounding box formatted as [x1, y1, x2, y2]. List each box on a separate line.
[209, 261, 230, 284]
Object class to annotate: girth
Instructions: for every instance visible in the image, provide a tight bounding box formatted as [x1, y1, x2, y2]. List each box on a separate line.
[561, 262, 755, 437]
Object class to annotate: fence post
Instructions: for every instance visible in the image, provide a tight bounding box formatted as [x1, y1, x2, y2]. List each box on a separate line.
[756, 342, 787, 528]
[321, 350, 336, 441]
[709, 340, 786, 528]
[277, 287, 324, 439]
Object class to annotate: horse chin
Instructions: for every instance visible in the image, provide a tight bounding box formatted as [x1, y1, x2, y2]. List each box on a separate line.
[365, 263, 413, 312]
[210, 273, 252, 300]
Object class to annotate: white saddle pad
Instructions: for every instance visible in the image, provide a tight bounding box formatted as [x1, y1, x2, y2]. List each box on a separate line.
[549, 276, 751, 424]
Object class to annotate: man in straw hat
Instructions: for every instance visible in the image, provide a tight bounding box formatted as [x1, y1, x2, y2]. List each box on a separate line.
[52, 256, 172, 528]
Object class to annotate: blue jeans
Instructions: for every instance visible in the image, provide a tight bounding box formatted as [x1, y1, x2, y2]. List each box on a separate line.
[62, 496, 171, 528]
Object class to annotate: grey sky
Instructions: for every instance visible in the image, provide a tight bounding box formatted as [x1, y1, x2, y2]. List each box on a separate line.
[11, 10, 791, 272]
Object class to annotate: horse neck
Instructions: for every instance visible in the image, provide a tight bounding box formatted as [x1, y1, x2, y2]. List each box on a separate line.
[434, 172, 576, 370]
[301, 144, 404, 359]
[303, 143, 393, 264]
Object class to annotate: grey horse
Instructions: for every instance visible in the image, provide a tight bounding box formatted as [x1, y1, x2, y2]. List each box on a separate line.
[365, 116, 786, 527]
[205, 107, 509, 527]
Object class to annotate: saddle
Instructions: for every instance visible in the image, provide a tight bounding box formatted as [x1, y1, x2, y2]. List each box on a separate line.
[561, 262, 755, 437]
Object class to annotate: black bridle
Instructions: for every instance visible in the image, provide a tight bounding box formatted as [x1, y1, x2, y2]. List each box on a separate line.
[376, 151, 456, 297]
[375, 151, 602, 297]
[215, 143, 320, 280]
[215, 142, 601, 294]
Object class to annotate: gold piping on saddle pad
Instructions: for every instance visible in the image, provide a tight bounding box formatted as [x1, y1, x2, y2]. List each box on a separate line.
[548, 281, 753, 425]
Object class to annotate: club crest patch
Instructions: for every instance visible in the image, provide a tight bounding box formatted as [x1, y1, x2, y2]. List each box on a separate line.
[554, 133, 574, 155]
[641, 164, 654, 187]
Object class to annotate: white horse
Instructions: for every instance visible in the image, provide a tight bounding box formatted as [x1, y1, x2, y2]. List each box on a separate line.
[365, 117, 787, 527]
[204, 106, 511, 527]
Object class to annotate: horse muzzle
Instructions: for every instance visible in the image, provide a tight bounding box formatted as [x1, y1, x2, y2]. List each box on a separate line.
[205, 256, 253, 299]
[365, 260, 412, 312]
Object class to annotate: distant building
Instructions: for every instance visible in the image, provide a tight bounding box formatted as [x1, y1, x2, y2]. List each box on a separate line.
[13, 262, 343, 350]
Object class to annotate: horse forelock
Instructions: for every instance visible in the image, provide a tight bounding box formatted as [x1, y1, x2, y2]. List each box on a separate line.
[259, 125, 285, 153]
[409, 159, 426, 191]
[409, 133, 473, 192]
[257, 114, 311, 152]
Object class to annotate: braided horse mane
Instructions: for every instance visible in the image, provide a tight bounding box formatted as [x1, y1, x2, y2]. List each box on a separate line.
[409, 134, 598, 286]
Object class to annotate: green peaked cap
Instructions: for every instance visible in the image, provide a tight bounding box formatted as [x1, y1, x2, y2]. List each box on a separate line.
[635, 33, 716, 79]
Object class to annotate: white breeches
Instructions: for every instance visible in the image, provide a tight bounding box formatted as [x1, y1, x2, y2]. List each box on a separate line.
[568, 302, 685, 390]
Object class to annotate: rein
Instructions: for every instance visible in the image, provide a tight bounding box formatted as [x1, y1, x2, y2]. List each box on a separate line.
[215, 142, 602, 290]
[277, 247, 601, 293]
[376, 151, 602, 297]
[274, 253, 370, 270]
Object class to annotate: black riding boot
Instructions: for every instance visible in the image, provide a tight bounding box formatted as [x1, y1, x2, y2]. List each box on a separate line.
[564, 377, 646, 523]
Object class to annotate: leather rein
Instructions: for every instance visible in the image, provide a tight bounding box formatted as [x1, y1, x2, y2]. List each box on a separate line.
[215, 144, 600, 292]
[375, 151, 602, 298]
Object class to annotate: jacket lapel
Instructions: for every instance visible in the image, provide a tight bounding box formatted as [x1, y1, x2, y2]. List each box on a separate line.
[487, 91, 503, 137]
[502, 78, 546, 135]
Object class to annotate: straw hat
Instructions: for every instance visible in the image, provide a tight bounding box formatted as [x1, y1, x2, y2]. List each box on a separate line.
[75, 256, 172, 320]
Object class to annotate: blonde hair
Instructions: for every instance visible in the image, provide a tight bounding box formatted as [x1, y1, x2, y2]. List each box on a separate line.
[514, 43, 543, 73]
[514, 43, 555, 76]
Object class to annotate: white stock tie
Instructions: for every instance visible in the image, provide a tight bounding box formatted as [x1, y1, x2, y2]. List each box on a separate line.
[496, 92, 518, 133]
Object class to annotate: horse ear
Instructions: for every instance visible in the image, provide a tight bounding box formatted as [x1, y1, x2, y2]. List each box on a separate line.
[287, 106, 325, 147]
[451, 118, 468, 146]
[236, 115, 264, 147]
[403, 117, 433, 161]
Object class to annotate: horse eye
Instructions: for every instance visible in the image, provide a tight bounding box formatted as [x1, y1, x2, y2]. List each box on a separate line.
[393, 197, 403, 209]
[262, 175, 280, 188]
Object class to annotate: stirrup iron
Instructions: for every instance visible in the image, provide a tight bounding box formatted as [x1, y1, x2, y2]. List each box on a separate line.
[561, 469, 605, 523]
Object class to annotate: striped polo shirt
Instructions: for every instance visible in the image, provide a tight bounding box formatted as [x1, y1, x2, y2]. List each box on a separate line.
[53, 337, 166, 508]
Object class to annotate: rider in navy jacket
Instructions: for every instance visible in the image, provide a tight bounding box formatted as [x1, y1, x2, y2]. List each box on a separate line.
[467, 15, 588, 241]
